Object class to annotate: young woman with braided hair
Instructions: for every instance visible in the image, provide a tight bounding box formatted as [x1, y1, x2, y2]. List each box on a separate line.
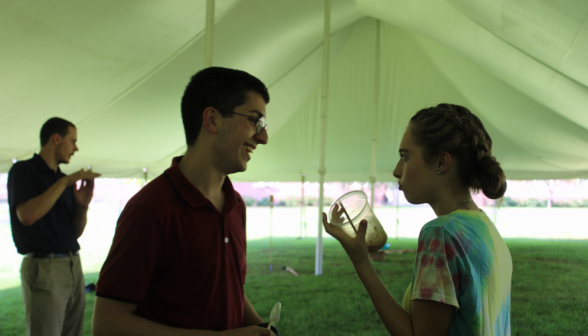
[323, 104, 512, 336]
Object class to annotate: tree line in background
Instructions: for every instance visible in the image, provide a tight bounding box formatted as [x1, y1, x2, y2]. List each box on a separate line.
[242, 196, 335, 207]
[502, 197, 588, 208]
[242, 195, 588, 208]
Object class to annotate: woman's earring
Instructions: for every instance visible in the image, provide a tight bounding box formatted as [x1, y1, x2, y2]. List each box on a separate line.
[436, 168, 445, 174]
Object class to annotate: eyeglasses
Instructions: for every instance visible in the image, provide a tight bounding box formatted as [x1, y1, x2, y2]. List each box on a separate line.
[217, 109, 267, 135]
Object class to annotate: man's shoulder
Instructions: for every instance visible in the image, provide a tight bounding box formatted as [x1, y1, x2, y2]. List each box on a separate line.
[8, 159, 34, 174]
[7, 160, 37, 187]
[126, 173, 174, 208]
[114, 175, 175, 231]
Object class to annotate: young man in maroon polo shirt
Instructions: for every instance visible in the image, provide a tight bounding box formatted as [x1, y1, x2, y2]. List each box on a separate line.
[93, 67, 276, 336]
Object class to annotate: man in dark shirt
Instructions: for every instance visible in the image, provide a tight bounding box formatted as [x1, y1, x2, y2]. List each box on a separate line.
[93, 67, 277, 336]
[8, 117, 101, 336]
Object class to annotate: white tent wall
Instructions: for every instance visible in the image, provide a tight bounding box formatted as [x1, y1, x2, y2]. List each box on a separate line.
[1, 0, 588, 180]
[0, 0, 240, 174]
[358, 0, 588, 131]
[241, 17, 588, 181]
[446, 0, 588, 90]
[0, 1, 225, 171]
[244, 17, 461, 182]
[0, 0, 363, 177]
[418, 36, 588, 179]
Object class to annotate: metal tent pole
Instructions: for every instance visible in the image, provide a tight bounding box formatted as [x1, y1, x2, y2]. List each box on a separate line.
[300, 173, 306, 239]
[369, 20, 381, 209]
[315, 0, 331, 276]
[269, 195, 274, 271]
[204, 0, 214, 68]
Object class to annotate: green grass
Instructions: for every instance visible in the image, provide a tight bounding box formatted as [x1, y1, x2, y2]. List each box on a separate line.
[245, 237, 417, 336]
[1, 238, 587, 335]
[507, 240, 588, 335]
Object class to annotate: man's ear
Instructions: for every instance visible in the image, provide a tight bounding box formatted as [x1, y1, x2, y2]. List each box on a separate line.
[51, 133, 62, 145]
[202, 107, 221, 134]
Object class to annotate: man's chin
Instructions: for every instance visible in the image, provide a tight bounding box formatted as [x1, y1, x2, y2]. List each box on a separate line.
[59, 156, 73, 165]
[236, 163, 247, 173]
[225, 163, 247, 175]
[234, 162, 248, 174]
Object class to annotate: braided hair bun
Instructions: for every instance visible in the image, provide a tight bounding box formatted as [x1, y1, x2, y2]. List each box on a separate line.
[410, 104, 507, 199]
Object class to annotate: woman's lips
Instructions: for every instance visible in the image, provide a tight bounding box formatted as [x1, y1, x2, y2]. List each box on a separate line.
[398, 184, 403, 191]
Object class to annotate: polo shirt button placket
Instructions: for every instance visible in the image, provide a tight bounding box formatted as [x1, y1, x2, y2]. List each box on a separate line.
[225, 237, 229, 243]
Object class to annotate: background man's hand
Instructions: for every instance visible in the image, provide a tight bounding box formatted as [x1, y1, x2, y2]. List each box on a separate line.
[65, 168, 101, 186]
[64, 168, 101, 208]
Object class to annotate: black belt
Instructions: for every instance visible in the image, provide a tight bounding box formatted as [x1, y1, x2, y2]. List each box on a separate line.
[25, 251, 79, 259]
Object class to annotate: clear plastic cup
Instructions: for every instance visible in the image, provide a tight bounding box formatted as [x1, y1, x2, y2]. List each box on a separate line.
[328, 190, 388, 253]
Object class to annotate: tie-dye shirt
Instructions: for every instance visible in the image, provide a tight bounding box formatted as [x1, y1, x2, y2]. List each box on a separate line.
[402, 209, 512, 336]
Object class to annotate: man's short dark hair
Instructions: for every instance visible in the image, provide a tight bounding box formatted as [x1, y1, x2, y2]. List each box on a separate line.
[181, 67, 270, 146]
[40, 117, 76, 146]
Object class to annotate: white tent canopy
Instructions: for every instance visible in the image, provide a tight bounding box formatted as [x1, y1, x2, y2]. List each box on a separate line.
[2, 0, 588, 181]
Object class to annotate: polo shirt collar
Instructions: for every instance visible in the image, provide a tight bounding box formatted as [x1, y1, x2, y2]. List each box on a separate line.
[164, 156, 239, 212]
[32, 153, 62, 174]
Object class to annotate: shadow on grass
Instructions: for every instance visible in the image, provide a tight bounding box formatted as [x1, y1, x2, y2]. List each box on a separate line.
[0, 272, 100, 336]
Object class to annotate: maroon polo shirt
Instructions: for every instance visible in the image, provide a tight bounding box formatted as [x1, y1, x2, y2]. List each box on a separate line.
[96, 157, 247, 331]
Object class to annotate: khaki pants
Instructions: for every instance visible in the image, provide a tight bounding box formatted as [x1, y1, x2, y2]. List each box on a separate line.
[20, 254, 85, 336]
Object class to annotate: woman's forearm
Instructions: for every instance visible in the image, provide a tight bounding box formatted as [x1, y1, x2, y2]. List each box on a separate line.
[353, 261, 413, 336]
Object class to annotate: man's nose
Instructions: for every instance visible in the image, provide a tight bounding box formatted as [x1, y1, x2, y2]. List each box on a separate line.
[255, 128, 268, 145]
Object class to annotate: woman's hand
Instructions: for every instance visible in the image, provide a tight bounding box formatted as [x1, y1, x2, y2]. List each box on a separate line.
[322, 211, 370, 266]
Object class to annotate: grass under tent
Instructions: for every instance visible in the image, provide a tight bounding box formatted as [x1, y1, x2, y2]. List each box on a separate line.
[0, 237, 587, 336]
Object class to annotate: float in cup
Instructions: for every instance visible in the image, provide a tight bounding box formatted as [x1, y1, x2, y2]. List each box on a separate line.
[328, 190, 388, 253]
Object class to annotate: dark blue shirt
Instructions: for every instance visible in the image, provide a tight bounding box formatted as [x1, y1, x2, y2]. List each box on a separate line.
[7, 154, 79, 254]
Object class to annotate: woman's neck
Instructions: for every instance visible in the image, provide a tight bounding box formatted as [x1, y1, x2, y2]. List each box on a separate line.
[429, 188, 480, 216]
